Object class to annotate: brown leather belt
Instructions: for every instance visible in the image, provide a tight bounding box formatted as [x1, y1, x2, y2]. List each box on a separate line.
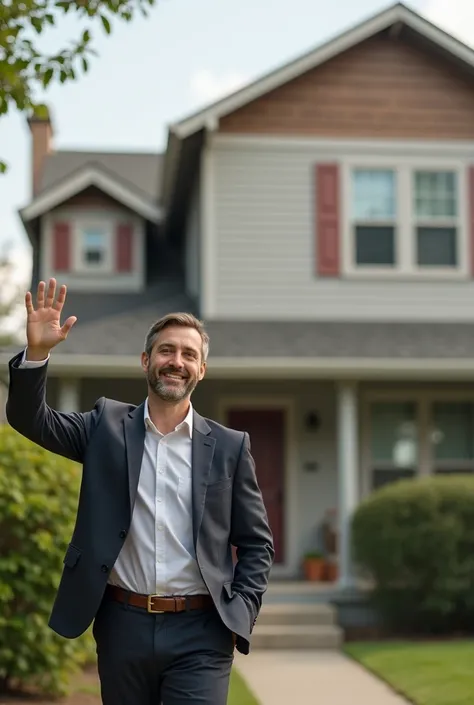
[106, 585, 214, 614]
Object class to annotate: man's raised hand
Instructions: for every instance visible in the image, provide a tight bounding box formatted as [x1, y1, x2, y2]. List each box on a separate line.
[25, 279, 77, 360]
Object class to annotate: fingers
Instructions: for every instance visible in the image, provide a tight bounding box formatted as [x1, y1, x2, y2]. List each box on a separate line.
[35, 279, 66, 310]
[60, 316, 77, 339]
[53, 284, 67, 312]
[25, 291, 34, 315]
[45, 278, 56, 308]
[36, 280, 46, 308]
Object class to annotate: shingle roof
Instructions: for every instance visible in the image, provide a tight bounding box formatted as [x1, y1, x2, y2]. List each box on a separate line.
[40, 151, 162, 202]
[22, 310, 474, 359]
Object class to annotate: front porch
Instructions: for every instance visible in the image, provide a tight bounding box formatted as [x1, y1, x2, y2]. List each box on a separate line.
[41, 374, 474, 590]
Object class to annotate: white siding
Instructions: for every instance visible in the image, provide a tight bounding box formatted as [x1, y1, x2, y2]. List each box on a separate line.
[185, 177, 200, 299]
[211, 138, 474, 321]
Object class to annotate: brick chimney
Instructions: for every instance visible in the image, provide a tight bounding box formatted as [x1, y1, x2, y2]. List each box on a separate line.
[27, 107, 54, 196]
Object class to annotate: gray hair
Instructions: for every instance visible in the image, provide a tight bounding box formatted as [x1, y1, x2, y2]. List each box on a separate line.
[144, 312, 210, 362]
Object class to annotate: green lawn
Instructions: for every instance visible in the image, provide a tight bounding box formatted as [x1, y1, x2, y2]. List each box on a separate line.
[345, 640, 474, 705]
[228, 668, 260, 705]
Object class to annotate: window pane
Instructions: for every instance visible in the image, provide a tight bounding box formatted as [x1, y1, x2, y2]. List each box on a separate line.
[370, 402, 417, 467]
[82, 227, 106, 266]
[355, 226, 395, 265]
[432, 403, 474, 460]
[352, 169, 396, 220]
[414, 171, 457, 218]
[83, 230, 105, 248]
[417, 227, 456, 266]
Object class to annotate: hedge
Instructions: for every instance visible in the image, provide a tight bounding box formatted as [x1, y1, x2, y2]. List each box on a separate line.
[0, 424, 94, 696]
[352, 475, 474, 633]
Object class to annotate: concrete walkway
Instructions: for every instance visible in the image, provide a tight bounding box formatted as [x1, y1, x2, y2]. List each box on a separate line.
[235, 650, 409, 705]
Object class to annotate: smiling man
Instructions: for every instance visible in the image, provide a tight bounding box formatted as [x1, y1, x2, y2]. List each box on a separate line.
[5, 278, 274, 705]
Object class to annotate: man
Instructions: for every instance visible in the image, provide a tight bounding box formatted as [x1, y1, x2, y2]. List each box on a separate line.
[6, 278, 274, 705]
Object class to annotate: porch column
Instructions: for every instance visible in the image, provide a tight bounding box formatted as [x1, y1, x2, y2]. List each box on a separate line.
[337, 381, 359, 590]
[57, 378, 80, 412]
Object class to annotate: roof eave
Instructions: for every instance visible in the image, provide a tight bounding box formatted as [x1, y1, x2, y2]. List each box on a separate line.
[20, 165, 163, 224]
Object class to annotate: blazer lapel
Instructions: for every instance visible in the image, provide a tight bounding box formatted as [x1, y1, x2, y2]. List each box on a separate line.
[123, 402, 146, 516]
[192, 412, 216, 548]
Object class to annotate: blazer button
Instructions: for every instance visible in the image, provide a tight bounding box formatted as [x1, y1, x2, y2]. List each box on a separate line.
[119, 530, 127, 539]
[101, 564, 109, 573]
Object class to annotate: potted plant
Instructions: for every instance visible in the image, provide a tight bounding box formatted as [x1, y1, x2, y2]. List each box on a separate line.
[302, 551, 325, 581]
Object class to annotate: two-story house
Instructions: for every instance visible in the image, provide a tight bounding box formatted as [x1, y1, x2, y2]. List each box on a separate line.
[4, 1, 474, 590]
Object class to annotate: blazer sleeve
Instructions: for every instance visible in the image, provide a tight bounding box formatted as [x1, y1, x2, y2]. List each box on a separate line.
[6, 351, 105, 464]
[230, 431, 275, 624]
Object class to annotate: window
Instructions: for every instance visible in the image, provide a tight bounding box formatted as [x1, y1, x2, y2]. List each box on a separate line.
[347, 164, 465, 276]
[351, 170, 396, 266]
[431, 402, 474, 474]
[81, 227, 107, 267]
[369, 402, 418, 489]
[414, 171, 458, 267]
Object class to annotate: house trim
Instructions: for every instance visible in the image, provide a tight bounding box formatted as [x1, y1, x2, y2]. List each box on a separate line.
[170, 3, 474, 140]
[5, 353, 474, 379]
[200, 141, 217, 317]
[211, 134, 474, 157]
[19, 165, 162, 223]
[217, 396, 298, 578]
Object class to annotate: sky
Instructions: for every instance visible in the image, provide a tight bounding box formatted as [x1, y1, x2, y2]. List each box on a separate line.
[0, 0, 471, 289]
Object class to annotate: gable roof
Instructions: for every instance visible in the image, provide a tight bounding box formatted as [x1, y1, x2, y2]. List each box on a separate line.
[20, 161, 162, 223]
[40, 150, 162, 201]
[169, 2, 474, 141]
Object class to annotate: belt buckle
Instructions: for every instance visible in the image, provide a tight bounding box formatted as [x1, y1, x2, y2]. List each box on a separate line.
[147, 595, 165, 614]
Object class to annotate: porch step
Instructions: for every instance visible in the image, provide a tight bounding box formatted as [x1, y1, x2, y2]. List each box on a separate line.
[251, 623, 343, 649]
[258, 602, 337, 626]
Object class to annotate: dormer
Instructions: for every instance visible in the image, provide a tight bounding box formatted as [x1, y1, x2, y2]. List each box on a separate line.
[20, 114, 162, 293]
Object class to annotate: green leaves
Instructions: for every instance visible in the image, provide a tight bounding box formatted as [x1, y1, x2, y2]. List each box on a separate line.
[0, 0, 158, 170]
[0, 425, 94, 696]
[101, 14, 112, 34]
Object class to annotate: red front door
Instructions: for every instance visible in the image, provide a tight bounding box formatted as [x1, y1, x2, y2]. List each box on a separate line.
[227, 408, 285, 564]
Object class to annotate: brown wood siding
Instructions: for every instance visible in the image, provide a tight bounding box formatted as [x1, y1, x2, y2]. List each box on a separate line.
[219, 34, 474, 139]
[59, 187, 129, 210]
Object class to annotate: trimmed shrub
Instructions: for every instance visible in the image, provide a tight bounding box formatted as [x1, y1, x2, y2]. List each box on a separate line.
[0, 424, 94, 696]
[352, 475, 474, 633]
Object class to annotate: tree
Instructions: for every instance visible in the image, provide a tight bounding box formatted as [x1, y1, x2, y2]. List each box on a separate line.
[0, 0, 157, 172]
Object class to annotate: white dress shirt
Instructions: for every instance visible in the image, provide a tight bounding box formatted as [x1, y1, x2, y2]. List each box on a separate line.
[19, 350, 208, 596]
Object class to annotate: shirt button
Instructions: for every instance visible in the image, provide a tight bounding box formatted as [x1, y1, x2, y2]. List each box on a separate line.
[157, 498, 162, 503]
[101, 565, 109, 573]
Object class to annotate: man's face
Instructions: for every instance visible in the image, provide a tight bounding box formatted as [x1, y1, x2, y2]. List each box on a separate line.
[141, 325, 206, 403]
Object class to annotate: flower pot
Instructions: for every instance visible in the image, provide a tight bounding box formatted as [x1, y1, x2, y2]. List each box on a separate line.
[303, 557, 325, 581]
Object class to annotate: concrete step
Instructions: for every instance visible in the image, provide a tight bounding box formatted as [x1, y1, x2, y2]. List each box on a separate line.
[258, 602, 337, 626]
[251, 623, 343, 649]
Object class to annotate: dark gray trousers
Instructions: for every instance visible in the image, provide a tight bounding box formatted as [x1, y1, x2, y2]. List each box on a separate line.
[92, 595, 235, 705]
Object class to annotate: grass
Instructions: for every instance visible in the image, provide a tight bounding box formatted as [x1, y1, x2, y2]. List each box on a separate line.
[228, 668, 260, 705]
[345, 640, 474, 705]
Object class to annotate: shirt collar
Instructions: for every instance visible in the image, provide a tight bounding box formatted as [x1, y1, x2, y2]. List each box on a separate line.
[144, 398, 193, 438]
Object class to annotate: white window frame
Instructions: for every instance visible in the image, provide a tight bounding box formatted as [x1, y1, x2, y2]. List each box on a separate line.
[73, 218, 113, 274]
[342, 157, 469, 279]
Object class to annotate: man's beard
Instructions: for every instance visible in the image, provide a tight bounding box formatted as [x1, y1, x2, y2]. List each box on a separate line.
[148, 365, 197, 402]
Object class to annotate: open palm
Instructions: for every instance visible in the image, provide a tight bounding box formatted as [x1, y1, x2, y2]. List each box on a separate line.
[26, 279, 77, 353]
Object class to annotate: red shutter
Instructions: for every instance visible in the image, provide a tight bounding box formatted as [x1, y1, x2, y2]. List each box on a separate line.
[315, 164, 340, 277]
[116, 223, 134, 272]
[53, 222, 71, 271]
[469, 166, 474, 276]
